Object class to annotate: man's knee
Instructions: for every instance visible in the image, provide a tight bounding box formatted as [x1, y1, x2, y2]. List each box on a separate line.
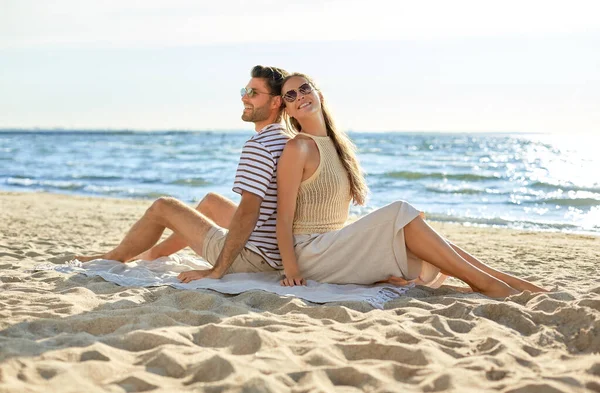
[200, 192, 218, 204]
[149, 196, 180, 216]
[197, 192, 225, 209]
[204, 192, 224, 203]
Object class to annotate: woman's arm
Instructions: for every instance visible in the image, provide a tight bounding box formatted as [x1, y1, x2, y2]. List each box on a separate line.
[277, 138, 308, 286]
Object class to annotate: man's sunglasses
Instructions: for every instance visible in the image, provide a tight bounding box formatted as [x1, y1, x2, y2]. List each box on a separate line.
[240, 87, 274, 98]
[282, 83, 313, 103]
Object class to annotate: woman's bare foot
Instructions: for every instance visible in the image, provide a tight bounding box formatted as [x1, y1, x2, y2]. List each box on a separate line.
[375, 275, 416, 286]
[478, 281, 519, 298]
[503, 277, 549, 293]
[442, 284, 474, 293]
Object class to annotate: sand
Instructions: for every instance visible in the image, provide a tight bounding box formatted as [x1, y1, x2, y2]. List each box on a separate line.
[1, 191, 599, 393]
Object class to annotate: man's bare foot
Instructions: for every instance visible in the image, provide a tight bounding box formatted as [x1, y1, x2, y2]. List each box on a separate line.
[73, 254, 105, 263]
[131, 249, 158, 261]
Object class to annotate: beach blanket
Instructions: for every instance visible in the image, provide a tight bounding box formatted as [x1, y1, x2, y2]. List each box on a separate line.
[33, 255, 413, 309]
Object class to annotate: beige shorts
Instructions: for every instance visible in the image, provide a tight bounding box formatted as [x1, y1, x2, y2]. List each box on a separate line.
[203, 226, 276, 274]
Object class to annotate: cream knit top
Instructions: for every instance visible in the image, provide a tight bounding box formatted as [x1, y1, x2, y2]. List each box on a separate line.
[292, 134, 351, 234]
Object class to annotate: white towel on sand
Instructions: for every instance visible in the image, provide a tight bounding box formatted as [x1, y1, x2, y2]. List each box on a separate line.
[34, 255, 412, 309]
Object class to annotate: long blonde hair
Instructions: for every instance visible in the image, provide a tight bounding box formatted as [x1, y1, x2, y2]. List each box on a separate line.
[282, 73, 368, 205]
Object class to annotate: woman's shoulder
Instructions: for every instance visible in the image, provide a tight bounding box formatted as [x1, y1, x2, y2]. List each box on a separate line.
[285, 134, 316, 152]
[292, 133, 315, 142]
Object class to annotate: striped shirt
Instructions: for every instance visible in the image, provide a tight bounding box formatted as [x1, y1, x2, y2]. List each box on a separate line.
[233, 123, 290, 268]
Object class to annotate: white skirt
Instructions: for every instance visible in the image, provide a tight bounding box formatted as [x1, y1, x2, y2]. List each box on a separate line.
[293, 201, 447, 287]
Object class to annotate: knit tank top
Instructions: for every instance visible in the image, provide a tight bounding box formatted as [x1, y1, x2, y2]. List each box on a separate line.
[292, 134, 351, 234]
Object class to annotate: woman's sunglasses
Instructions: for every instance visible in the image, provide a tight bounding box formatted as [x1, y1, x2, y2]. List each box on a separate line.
[240, 87, 274, 98]
[282, 83, 313, 103]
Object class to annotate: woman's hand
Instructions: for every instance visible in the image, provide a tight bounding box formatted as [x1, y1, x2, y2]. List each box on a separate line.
[280, 267, 307, 286]
[280, 275, 307, 286]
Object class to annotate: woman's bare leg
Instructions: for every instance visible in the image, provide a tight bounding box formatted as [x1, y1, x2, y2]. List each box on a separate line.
[403, 217, 518, 298]
[447, 242, 547, 292]
[131, 193, 236, 261]
[76, 197, 216, 263]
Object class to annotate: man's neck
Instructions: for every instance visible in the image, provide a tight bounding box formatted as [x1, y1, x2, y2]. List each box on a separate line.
[254, 120, 282, 132]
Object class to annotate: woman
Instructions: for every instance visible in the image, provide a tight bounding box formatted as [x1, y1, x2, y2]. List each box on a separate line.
[276, 73, 547, 298]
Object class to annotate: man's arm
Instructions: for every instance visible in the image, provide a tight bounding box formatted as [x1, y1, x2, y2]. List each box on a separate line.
[210, 191, 262, 277]
[179, 138, 273, 284]
[178, 191, 261, 283]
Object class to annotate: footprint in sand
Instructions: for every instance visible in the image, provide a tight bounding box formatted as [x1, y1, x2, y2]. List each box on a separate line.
[46, 254, 78, 264]
[420, 373, 452, 392]
[80, 350, 110, 362]
[185, 355, 235, 384]
[114, 376, 157, 392]
[323, 366, 377, 390]
[336, 342, 429, 366]
[504, 382, 570, 393]
[137, 349, 186, 378]
[0, 275, 23, 283]
[475, 337, 506, 356]
[485, 368, 508, 381]
[473, 303, 538, 336]
[0, 252, 24, 260]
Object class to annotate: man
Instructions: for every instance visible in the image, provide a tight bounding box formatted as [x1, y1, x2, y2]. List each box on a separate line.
[76, 65, 291, 283]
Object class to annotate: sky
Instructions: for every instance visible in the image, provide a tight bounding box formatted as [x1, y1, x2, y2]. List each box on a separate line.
[1, 0, 599, 133]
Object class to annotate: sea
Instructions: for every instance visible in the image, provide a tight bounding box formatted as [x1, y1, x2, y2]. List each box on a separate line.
[1, 130, 599, 235]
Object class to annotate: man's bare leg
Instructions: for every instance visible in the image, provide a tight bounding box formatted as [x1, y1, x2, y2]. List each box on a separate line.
[447, 242, 547, 293]
[403, 217, 519, 298]
[131, 193, 237, 261]
[76, 197, 216, 263]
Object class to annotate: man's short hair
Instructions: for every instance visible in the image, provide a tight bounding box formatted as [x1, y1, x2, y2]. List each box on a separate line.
[251, 65, 289, 96]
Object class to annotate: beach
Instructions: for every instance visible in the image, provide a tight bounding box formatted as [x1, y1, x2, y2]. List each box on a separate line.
[1, 191, 599, 393]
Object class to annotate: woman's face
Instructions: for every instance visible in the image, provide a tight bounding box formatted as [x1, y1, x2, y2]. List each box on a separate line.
[282, 76, 321, 120]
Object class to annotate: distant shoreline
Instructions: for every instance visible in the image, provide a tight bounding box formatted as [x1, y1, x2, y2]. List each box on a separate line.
[3, 131, 596, 236]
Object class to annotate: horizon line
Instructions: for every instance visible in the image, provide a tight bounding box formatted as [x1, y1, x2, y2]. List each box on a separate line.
[0, 127, 555, 135]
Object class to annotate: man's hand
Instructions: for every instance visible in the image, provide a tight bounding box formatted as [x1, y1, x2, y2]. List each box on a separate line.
[177, 268, 223, 283]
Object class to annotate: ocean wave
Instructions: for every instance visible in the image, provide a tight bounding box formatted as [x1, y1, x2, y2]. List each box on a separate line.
[71, 175, 123, 181]
[529, 181, 600, 193]
[423, 212, 583, 232]
[82, 185, 172, 199]
[135, 192, 170, 199]
[424, 186, 485, 195]
[380, 171, 499, 182]
[6, 177, 85, 190]
[170, 178, 211, 187]
[423, 213, 516, 227]
[139, 178, 162, 184]
[4, 178, 171, 200]
[518, 198, 600, 208]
